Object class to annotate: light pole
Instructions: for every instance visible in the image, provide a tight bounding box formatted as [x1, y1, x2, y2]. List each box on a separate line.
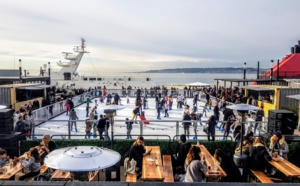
[48, 62, 51, 85]
[19, 59, 22, 83]
[243, 62, 246, 86]
[104, 109, 116, 149]
[227, 104, 259, 182]
[270, 60, 274, 84]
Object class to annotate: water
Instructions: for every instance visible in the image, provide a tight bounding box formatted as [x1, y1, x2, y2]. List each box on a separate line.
[142, 73, 257, 86]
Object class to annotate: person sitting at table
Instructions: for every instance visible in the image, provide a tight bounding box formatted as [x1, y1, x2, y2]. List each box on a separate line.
[236, 131, 255, 149]
[184, 145, 207, 182]
[40, 134, 57, 164]
[249, 137, 274, 175]
[19, 147, 41, 180]
[235, 140, 251, 156]
[0, 149, 9, 167]
[173, 134, 191, 174]
[269, 132, 289, 160]
[128, 136, 152, 179]
[214, 148, 242, 182]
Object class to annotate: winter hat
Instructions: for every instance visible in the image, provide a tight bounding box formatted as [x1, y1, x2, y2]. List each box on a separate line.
[274, 132, 282, 140]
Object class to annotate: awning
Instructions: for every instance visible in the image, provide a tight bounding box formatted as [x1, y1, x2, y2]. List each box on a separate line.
[36, 85, 54, 88]
[240, 86, 273, 91]
[186, 82, 209, 87]
[16, 86, 44, 90]
[16, 84, 54, 90]
[286, 94, 300, 100]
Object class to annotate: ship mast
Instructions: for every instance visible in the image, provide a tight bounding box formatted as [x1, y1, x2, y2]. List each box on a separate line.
[57, 38, 89, 75]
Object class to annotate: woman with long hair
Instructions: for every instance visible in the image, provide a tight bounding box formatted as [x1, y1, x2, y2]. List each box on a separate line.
[40, 134, 57, 164]
[128, 136, 151, 179]
[249, 137, 273, 174]
[214, 149, 242, 182]
[19, 148, 41, 180]
[184, 146, 207, 182]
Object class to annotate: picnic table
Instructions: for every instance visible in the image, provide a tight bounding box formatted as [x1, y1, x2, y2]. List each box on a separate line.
[142, 146, 164, 181]
[0, 146, 47, 180]
[51, 169, 71, 181]
[269, 157, 300, 181]
[197, 145, 227, 178]
[0, 162, 23, 180]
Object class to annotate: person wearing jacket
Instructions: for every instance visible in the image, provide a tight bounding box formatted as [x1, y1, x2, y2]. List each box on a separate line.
[128, 136, 151, 179]
[19, 148, 41, 180]
[269, 132, 289, 160]
[97, 115, 106, 140]
[15, 116, 29, 140]
[249, 137, 272, 173]
[69, 109, 79, 132]
[207, 115, 217, 141]
[182, 112, 192, 139]
[125, 118, 133, 139]
[214, 148, 242, 182]
[173, 134, 191, 174]
[184, 145, 207, 182]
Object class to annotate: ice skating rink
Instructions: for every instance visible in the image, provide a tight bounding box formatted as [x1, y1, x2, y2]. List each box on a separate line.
[35, 97, 230, 141]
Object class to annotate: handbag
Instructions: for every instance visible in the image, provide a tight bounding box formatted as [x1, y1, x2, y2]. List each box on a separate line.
[124, 157, 137, 176]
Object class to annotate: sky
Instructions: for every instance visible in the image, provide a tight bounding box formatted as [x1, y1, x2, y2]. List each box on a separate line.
[1, 0, 300, 73]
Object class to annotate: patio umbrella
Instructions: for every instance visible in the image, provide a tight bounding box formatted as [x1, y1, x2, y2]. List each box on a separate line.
[226, 104, 259, 181]
[0, 105, 7, 109]
[226, 104, 259, 111]
[104, 105, 126, 110]
[44, 146, 121, 171]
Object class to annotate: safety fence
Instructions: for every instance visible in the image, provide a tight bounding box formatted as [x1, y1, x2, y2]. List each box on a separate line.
[31, 119, 268, 142]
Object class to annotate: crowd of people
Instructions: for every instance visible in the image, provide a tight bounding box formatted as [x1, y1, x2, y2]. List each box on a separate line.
[0, 134, 56, 180]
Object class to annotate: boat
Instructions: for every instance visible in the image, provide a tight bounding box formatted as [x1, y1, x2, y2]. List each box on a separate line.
[50, 38, 155, 89]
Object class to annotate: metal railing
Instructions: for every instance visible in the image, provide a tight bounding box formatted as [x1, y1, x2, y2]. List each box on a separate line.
[31, 90, 98, 126]
[31, 119, 268, 141]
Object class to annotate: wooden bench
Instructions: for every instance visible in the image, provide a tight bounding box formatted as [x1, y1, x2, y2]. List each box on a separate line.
[162, 155, 174, 182]
[39, 165, 49, 175]
[250, 169, 273, 183]
[51, 169, 71, 181]
[88, 170, 99, 182]
[126, 173, 137, 182]
[24, 165, 49, 181]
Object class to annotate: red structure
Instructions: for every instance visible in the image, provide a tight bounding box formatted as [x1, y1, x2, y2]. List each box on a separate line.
[261, 42, 300, 79]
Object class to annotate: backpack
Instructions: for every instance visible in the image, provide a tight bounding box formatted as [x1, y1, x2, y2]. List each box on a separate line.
[33, 173, 51, 181]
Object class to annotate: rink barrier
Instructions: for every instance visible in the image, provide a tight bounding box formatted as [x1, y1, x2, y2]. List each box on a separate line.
[31, 119, 268, 139]
[172, 135, 233, 142]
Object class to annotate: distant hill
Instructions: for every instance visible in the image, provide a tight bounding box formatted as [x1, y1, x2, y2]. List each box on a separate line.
[141, 67, 266, 73]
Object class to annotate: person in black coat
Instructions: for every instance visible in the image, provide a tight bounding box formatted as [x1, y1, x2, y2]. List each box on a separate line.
[97, 115, 106, 140]
[129, 136, 151, 178]
[173, 134, 191, 173]
[182, 112, 192, 139]
[213, 102, 220, 121]
[214, 149, 242, 182]
[207, 115, 217, 141]
[114, 93, 120, 105]
[249, 137, 272, 173]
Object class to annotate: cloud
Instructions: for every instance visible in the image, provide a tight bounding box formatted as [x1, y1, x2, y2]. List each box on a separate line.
[0, 0, 300, 72]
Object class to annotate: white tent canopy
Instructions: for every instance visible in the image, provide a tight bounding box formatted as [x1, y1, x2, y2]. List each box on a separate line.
[186, 82, 209, 87]
[104, 105, 126, 110]
[227, 104, 259, 111]
[44, 146, 121, 171]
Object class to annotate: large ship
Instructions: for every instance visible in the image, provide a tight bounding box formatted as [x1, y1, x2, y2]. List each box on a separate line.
[50, 38, 155, 89]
